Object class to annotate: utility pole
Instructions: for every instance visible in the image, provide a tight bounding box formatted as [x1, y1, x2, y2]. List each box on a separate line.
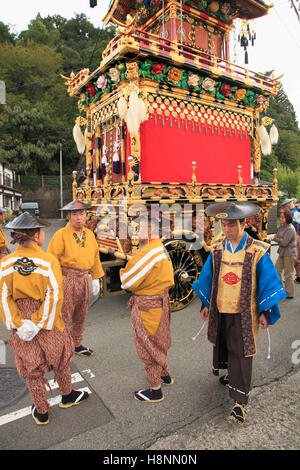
[0, 81, 5, 105]
[59, 142, 63, 219]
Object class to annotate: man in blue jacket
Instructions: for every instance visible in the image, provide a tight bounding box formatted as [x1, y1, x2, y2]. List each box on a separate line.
[192, 202, 287, 425]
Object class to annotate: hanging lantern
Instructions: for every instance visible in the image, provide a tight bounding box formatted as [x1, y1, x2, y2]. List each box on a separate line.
[238, 21, 256, 64]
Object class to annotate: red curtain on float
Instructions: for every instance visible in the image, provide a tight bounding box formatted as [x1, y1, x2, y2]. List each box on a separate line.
[128, 116, 251, 184]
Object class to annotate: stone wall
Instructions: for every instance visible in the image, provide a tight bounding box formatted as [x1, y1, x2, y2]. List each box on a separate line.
[22, 188, 72, 218]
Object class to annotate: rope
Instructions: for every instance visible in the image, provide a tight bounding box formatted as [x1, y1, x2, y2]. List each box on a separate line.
[266, 327, 271, 360]
[192, 320, 206, 341]
[180, 0, 183, 43]
[162, 0, 165, 39]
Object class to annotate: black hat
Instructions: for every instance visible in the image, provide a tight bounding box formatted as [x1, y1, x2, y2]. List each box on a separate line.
[5, 212, 50, 229]
[60, 200, 91, 211]
[205, 202, 261, 220]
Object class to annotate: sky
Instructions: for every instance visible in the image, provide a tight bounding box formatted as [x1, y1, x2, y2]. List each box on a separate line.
[1, 0, 300, 124]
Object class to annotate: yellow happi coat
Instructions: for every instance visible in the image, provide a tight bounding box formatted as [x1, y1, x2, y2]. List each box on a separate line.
[120, 239, 174, 335]
[0, 228, 7, 249]
[47, 222, 104, 279]
[0, 244, 64, 331]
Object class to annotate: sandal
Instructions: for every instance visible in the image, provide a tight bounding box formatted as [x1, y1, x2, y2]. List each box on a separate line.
[227, 402, 247, 425]
[59, 389, 89, 408]
[134, 388, 164, 403]
[161, 374, 174, 385]
[31, 405, 49, 425]
[219, 374, 229, 386]
[74, 345, 94, 356]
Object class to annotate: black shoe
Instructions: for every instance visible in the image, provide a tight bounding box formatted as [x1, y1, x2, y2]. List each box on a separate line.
[161, 374, 174, 385]
[227, 402, 247, 425]
[219, 374, 229, 386]
[31, 405, 49, 425]
[74, 345, 94, 356]
[134, 388, 164, 403]
[59, 389, 89, 408]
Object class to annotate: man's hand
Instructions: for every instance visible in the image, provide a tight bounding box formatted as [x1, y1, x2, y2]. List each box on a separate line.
[91, 279, 100, 296]
[201, 306, 209, 321]
[17, 320, 40, 341]
[259, 313, 269, 329]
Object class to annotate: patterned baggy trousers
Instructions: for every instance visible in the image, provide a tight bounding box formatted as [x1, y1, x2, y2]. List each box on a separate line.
[129, 289, 171, 388]
[61, 267, 90, 348]
[8, 299, 74, 414]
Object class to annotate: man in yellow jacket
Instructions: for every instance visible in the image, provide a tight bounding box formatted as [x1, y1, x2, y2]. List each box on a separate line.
[47, 200, 104, 356]
[120, 214, 174, 403]
[0, 212, 89, 425]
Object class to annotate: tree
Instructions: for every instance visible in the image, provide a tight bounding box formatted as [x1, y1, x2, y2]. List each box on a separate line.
[35, 13, 115, 70]
[0, 21, 16, 44]
[276, 164, 300, 200]
[0, 102, 60, 174]
[0, 41, 63, 103]
[261, 80, 300, 182]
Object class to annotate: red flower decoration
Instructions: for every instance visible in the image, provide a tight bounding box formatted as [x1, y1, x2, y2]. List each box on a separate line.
[220, 84, 232, 97]
[151, 63, 165, 75]
[87, 84, 96, 97]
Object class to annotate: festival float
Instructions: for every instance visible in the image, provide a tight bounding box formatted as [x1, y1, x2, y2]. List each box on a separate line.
[62, 0, 281, 310]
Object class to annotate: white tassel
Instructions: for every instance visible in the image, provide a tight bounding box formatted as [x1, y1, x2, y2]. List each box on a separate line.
[259, 124, 269, 145]
[260, 136, 272, 155]
[126, 107, 140, 136]
[137, 97, 147, 123]
[259, 125, 272, 155]
[117, 96, 128, 120]
[128, 91, 139, 110]
[269, 124, 279, 145]
[72, 124, 86, 154]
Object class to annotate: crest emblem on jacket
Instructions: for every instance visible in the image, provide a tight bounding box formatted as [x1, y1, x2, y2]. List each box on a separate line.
[13, 257, 38, 276]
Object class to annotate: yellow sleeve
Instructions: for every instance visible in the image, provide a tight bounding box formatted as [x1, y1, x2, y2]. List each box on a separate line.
[0, 278, 23, 330]
[47, 230, 64, 263]
[89, 236, 104, 279]
[0, 257, 22, 329]
[0, 229, 7, 248]
[30, 256, 64, 331]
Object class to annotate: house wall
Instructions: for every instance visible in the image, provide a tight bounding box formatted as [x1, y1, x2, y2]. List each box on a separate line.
[0, 162, 22, 211]
[22, 188, 72, 218]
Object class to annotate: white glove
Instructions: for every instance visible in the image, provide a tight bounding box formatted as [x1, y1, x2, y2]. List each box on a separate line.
[17, 320, 41, 342]
[91, 279, 100, 297]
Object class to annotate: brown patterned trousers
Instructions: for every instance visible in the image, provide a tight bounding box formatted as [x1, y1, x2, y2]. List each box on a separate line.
[128, 289, 171, 389]
[8, 299, 74, 414]
[62, 267, 90, 348]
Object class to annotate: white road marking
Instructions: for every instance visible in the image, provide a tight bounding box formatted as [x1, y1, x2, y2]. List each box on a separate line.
[0, 387, 92, 427]
[46, 372, 85, 391]
[81, 369, 96, 378]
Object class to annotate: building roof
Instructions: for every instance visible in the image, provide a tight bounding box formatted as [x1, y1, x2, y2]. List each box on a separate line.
[103, 0, 271, 26]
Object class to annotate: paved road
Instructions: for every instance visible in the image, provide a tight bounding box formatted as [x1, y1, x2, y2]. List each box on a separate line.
[0, 220, 299, 452]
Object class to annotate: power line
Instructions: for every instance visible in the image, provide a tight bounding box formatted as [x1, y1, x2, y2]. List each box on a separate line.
[289, 0, 300, 21]
[273, 3, 300, 50]
[6, 61, 100, 93]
